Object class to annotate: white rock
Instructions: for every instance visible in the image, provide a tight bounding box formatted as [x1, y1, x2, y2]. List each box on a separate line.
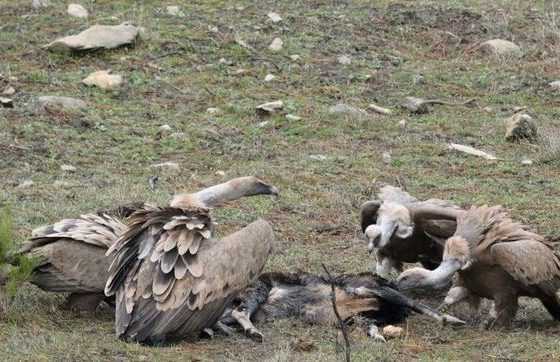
[382, 152, 392, 165]
[398, 119, 407, 128]
[267, 12, 282, 23]
[170, 132, 185, 139]
[521, 158, 533, 165]
[257, 121, 269, 128]
[337, 55, 352, 65]
[328, 103, 367, 117]
[256, 100, 283, 114]
[290, 54, 301, 61]
[38, 96, 87, 111]
[157, 124, 172, 135]
[82, 70, 123, 90]
[208, 26, 219, 33]
[32, 0, 49, 9]
[269, 37, 283, 51]
[480, 39, 522, 57]
[0, 97, 13, 108]
[264, 74, 276, 82]
[152, 161, 180, 172]
[44, 23, 139, 52]
[166, 5, 185, 17]
[285, 114, 301, 121]
[309, 154, 328, 161]
[206, 107, 221, 115]
[67, 4, 88, 18]
[17, 180, 35, 189]
[483, 106, 493, 113]
[2, 86, 15, 96]
[215, 170, 226, 177]
[61, 164, 77, 172]
[549, 81, 560, 90]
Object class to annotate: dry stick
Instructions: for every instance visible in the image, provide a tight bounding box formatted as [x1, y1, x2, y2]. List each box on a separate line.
[321, 263, 350, 362]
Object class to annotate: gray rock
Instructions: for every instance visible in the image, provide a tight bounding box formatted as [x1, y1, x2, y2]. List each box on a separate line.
[480, 39, 522, 57]
[269, 37, 283, 51]
[505, 113, 537, 142]
[44, 23, 139, 52]
[67, 4, 88, 18]
[2, 86, 15, 96]
[267, 12, 282, 23]
[38, 96, 87, 111]
[32, 0, 49, 9]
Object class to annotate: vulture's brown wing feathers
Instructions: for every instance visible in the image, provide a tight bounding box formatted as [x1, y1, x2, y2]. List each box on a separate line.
[491, 240, 560, 287]
[105, 205, 273, 344]
[453, 205, 503, 245]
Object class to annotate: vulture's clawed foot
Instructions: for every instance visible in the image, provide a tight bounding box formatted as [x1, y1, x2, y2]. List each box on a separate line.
[440, 313, 466, 326]
[367, 325, 386, 343]
[245, 327, 264, 343]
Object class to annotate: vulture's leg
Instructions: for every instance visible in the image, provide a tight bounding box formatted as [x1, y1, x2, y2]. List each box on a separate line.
[485, 294, 518, 329]
[438, 286, 481, 325]
[366, 323, 386, 343]
[538, 294, 560, 320]
[62, 293, 104, 312]
[230, 279, 270, 342]
[375, 253, 400, 279]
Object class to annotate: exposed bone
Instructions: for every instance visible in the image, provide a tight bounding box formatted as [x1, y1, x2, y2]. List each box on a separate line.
[368, 103, 393, 115]
[448, 143, 498, 160]
[402, 97, 475, 114]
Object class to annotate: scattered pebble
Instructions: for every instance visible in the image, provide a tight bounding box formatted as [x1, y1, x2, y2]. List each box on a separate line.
[67, 4, 88, 18]
[505, 113, 537, 142]
[398, 119, 407, 128]
[166, 5, 185, 17]
[309, 154, 328, 161]
[218, 58, 233, 65]
[156, 124, 172, 138]
[38, 96, 87, 111]
[269, 37, 283, 51]
[328, 103, 367, 117]
[382, 325, 404, 339]
[285, 114, 301, 121]
[267, 12, 282, 23]
[413, 74, 425, 85]
[82, 70, 123, 90]
[337, 55, 352, 65]
[521, 158, 533, 165]
[17, 180, 35, 189]
[170, 132, 185, 139]
[32, 0, 49, 9]
[382, 152, 392, 165]
[44, 23, 139, 52]
[61, 164, 77, 172]
[256, 100, 283, 114]
[289, 54, 301, 61]
[483, 106, 493, 113]
[152, 161, 180, 172]
[257, 121, 270, 128]
[215, 170, 226, 177]
[2, 86, 15, 96]
[549, 80, 560, 91]
[264, 74, 276, 82]
[206, 107, 221, 115]
[0, 97, 13, 108]
[480, 39, 522, 57]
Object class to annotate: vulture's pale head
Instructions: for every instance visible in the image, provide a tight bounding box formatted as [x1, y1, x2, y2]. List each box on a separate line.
[362, 201, 414, 252]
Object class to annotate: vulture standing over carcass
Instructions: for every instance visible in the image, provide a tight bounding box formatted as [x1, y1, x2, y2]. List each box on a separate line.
[104, 176, 278, 344]
[219, 271, 465, 342]
[397, 205, 560, 327]
[360, 186, 461, 278]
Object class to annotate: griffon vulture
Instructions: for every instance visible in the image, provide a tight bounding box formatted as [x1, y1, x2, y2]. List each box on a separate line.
[104, 177, 278, 344]
[219, 271, 465, 342]
[21, 177, 277, 313]
[360, 186, 461, 278]
[397, 205, 560, 327]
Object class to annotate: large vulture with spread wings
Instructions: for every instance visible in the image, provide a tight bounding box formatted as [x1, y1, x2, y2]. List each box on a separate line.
[104, 177, 278, 344]
[397, 205, 560, 327]
[360, 186, 461, 278]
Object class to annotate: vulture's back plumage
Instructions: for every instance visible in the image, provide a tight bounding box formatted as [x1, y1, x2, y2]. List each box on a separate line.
[105, 205, 274, 344]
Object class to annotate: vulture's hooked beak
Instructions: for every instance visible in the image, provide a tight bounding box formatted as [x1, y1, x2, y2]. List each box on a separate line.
[364, 225, 382, 254]
[397, 259, 462, 291]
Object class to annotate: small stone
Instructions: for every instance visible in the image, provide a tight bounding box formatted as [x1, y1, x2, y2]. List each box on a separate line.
[152, 161, 180, 172]
[170, 132, 185, 139]
[32, 0, 49, 9]
[398, 119, 407, 128]
[413, 74, 425, 85]
[268, 37, 283, 51]
[156, 124, 172, 138]
[215, 170, 226, 177]
[38, 96, 87, 112]
[67, 4, 88, 18]
[0, 97, 13, 108]
[166, 5, 185, 17]
[337, 55, 352, 65]
[480, 39, 522, 57]
[549, 81, 560, 90]
[206, 107, 221, 115]
[285, 114, 301, 121]
[2, 86, 15, 96]
[267, 12, 282, 23]
[505, 113, 537, 142]
[290, 54, 301, 61]
[82, 70, 123, 90]
[208, 26, 219, 33]
[483, 106, 493, 113]
[257, 121, 269, 128]
[17, 180, 34, 189]
[218, 58, 233, 65]
[309, 154, 328, 161]
[264, 74, 276, 82]
[44, 23, 139, 52]
[328, 103, 367, 117]
[256, 100, 283, 114]
[382, 325, 403, 339]
[61, 164, 77, 172]
[382, 152, 392, 165]
[521, 158, 533, 165]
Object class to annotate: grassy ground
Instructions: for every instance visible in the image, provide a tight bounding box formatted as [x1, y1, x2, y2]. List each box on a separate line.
[1, 0, 560, 360]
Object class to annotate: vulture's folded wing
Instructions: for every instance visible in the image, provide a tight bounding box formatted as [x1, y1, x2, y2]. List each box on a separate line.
[491, 240, 560, 287]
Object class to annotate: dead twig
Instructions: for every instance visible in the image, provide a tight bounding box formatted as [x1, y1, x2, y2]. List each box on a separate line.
[321, 263, 350, 362]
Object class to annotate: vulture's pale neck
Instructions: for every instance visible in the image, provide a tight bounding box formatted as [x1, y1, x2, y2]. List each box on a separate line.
[424, 258, 463, 288]
[170, 177, 276, 208]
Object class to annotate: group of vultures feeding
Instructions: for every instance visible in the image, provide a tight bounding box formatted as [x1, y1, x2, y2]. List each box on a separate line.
[7, 176, 560, 346]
